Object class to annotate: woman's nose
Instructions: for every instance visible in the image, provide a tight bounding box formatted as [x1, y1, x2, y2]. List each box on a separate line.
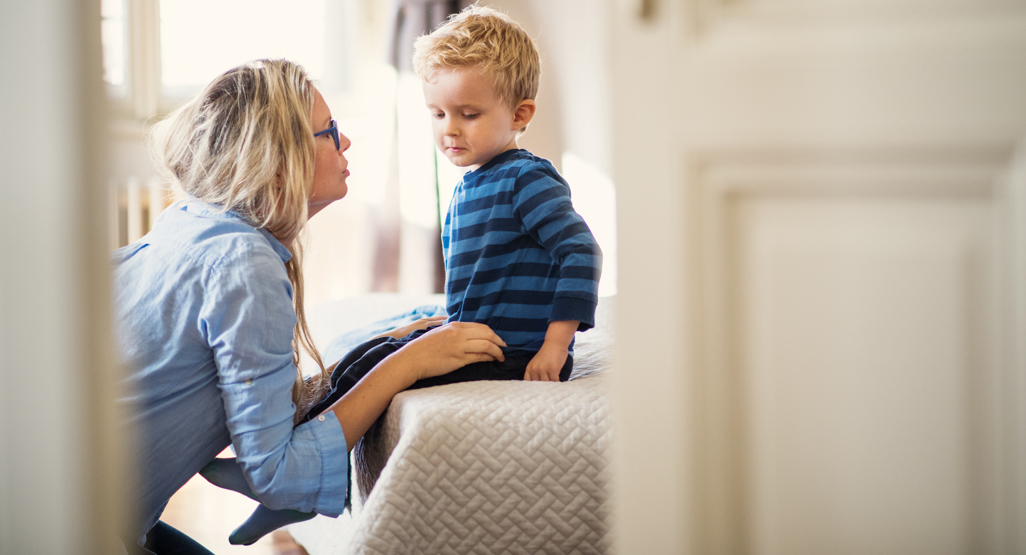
[338, 131, 352, 153]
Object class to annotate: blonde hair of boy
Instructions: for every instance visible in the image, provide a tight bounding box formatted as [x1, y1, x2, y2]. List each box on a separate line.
[149, 59, 328, 421]
[412, 4, 541, 115]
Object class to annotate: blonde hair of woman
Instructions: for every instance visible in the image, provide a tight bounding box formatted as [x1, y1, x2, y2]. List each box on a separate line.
[149, 59, 327, 419]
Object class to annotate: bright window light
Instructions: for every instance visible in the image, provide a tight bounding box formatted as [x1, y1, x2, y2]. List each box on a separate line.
[101, 0, 126, 97]
[397, 72, 438, 229]
[160, 0, 327, 99]
[562, 152, 617, 297]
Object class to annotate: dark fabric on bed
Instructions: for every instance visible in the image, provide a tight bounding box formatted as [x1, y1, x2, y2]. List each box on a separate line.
[301, 330, 574, 424]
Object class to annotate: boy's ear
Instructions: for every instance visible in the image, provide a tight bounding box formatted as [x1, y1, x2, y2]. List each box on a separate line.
[512, 99, 536, 130]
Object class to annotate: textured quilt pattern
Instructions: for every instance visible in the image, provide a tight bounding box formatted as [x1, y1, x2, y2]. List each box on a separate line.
[288, 294, 614, 555]
[350, 375, 612, 554]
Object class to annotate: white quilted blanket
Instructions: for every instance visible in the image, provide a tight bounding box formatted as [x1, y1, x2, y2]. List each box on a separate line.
[289, 294, 614, 555]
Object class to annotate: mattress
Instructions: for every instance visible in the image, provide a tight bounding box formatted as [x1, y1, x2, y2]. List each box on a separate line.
[289, 293, 614, 555]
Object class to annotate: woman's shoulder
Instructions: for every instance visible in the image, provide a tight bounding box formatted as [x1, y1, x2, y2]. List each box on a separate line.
[127, 201, 291, 272]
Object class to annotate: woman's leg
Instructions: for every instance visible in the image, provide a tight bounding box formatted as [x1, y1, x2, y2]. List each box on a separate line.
[201, 333, 426, 546]
[228, 506, 315, 546]
[141, 521, 215, 555]
[198, 458, 316, 546]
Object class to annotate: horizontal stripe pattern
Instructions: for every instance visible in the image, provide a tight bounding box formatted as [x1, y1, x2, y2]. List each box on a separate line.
[442, 149, 602, 355]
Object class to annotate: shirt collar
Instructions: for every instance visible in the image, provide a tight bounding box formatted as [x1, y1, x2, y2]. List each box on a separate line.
[176, 198, 293, 264]
[465, 148, 524, 178]
[257, 228, 293, 263]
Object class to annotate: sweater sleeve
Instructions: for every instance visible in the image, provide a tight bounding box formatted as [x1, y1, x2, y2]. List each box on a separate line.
[512, 163, 603, 330]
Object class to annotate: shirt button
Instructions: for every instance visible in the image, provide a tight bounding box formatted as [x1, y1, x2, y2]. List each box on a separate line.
[318, 415, 326, 422]
[244, 379, 252, 386]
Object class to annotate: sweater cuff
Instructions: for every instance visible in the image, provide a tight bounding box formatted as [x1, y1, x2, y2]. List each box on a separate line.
[551, 295, 597, 331]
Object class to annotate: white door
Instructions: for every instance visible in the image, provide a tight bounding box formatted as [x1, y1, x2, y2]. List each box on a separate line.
[608, 1, 1026, 553]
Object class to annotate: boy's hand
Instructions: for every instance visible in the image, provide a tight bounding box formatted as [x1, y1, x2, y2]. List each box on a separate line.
[524, 320, 579, 382]
[524, 343, 568, 381]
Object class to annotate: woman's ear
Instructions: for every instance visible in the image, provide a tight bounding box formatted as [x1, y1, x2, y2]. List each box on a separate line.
[512, 99, 536, 131]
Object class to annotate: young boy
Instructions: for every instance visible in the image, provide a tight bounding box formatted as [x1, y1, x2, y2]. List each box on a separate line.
[202, 4, 602, 544]
[415, 4, 602, 381]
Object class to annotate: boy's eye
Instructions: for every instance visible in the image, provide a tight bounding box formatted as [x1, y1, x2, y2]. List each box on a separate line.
[433, 112, 445, 119]
[462, 113, 479, 119]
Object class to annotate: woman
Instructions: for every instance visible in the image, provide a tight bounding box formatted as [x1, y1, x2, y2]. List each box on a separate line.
[111, 59, 505, 554]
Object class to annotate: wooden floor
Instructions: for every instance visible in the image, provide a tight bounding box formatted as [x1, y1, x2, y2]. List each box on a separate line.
[270, 530, 310, 555]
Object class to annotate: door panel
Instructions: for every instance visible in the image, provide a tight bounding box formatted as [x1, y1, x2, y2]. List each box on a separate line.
[608, 1, 1026, 552]
[737, 196, 988, 555]
[693, 157, 1005, 553]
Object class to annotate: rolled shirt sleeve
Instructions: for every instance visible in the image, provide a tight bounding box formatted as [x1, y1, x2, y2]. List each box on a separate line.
[202, 246, 348, 514]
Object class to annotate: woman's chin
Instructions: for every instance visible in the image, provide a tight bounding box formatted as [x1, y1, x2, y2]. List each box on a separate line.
[308, 197, 341, 218]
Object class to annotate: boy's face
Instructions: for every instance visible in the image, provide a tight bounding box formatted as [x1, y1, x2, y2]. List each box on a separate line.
[422, 67, 521, 171]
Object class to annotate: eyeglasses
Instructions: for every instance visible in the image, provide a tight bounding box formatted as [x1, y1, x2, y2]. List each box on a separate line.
[314, 119, 340, 150]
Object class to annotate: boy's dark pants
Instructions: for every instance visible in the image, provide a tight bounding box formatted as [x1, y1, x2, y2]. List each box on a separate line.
[301, 328, 574, 424]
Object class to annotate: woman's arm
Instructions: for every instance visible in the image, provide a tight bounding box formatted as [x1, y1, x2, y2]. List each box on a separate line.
[326, 321, 506, 450]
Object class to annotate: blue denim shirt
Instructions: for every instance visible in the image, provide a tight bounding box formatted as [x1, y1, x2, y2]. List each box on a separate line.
[111, 200, 348, 544]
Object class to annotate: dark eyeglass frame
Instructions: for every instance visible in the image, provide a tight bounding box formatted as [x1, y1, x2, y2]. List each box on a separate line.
[314, 119, 340, 150]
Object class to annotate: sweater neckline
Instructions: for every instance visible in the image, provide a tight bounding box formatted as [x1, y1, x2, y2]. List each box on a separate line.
[465, 148, 525, 178]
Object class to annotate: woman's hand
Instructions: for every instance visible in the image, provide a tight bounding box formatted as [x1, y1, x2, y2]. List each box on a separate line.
[374, 315, 448, 340]
[395, 321, 507, 381]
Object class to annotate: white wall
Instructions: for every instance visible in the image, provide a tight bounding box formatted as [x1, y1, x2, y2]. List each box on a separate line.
[490, 0, 613, 177]
[0, 0, 124, 553]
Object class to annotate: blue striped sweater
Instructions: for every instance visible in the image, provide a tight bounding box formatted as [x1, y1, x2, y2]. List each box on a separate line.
[442, 149, 602, 356]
